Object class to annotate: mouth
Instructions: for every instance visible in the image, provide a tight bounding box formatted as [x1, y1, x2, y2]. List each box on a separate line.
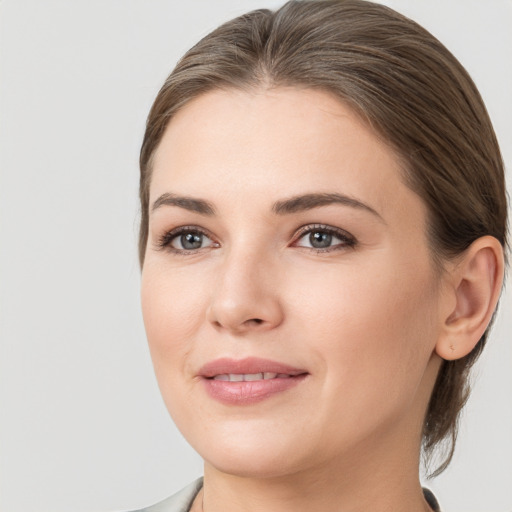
[198, 357, 309, 405]
[210, 372, 299, 381]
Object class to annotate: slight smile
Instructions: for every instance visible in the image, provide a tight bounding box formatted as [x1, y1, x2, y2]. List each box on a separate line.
[198, 357, 309, 405]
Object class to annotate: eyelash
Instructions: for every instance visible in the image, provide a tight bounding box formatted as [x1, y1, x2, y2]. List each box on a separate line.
[292, 224, 357, 253]
[155, 224, 357, 255]
[156, 225, 217, 255]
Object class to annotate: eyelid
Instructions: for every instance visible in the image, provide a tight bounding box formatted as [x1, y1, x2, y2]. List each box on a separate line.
[154, 223, 356, 255]
[155, 225, 219, 254]
[291, 223, 357, 251]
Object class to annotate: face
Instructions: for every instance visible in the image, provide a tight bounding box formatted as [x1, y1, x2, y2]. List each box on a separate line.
[141, 88, 444, 479]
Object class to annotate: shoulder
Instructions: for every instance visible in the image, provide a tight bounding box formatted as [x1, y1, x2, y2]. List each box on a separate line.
[129, 479, 438, 512]
[130, 478, 203, 512]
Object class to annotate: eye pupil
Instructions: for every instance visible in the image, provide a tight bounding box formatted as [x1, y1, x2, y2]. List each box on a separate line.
[181, 232, 203, 250]
[310, 231, 332, 248]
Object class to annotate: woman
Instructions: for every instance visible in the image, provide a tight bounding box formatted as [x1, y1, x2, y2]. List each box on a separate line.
[134, 1, 507, 511]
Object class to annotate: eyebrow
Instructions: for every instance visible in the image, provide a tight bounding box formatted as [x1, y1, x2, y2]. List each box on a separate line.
[151, 192, 216, 215]
[151, 191, 383, 221]
[272, 192, 384, 221]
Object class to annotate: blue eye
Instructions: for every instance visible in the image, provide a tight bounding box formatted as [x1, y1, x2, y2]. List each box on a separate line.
[157, 224, 354, 254]
[294, 225, 356, 251]
[172, 232, 209, 250]
[307, 231, 334, 249]
[158, 227, 217, 253]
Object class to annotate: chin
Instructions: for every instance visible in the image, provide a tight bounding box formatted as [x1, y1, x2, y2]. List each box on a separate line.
[186, 422, 310, 479]
[204, 449, 305, 480]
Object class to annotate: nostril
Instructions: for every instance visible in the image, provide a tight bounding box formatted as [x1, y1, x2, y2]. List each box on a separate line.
[250, 318, 263, 325]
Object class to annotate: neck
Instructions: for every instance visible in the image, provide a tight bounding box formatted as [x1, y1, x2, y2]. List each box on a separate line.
[198, 427, 432, 512]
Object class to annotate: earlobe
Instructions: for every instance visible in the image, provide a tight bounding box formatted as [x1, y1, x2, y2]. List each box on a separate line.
[435, 236, 505, 361]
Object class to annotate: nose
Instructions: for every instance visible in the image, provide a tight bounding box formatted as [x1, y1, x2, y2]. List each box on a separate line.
[206, 248, 284, 334]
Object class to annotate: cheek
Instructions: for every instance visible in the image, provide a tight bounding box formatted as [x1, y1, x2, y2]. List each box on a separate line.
[291, 253, 439, 405]
[141, 263, 209, 372]
[294, 252, 437, 338]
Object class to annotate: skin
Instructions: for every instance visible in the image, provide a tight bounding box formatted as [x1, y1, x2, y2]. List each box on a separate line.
[141, 87, 456, 512]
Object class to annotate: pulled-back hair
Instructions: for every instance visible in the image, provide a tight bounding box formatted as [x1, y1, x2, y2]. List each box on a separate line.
[139, 0, 508, 475]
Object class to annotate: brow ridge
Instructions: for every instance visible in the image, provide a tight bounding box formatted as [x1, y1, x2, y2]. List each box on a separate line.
[151, 191, 382, 221]
[272, 192, 382, 219]
[151, 193, 215, 215]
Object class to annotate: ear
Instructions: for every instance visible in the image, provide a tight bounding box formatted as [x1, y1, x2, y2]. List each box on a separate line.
[436, 236, 505, 361]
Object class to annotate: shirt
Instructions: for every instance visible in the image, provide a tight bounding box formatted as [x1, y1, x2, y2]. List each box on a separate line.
[132, 477, 441, 512]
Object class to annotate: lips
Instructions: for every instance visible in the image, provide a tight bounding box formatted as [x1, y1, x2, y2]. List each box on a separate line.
[198, 357, 309, 405]
[212, 372, 293, 381]
[199, 357, 307, 378]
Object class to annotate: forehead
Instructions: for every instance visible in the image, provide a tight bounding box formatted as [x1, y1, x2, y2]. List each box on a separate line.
[150, 87, 424, 227]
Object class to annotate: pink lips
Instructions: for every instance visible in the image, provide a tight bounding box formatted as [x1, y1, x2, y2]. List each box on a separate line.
[198, 357, 308, 405]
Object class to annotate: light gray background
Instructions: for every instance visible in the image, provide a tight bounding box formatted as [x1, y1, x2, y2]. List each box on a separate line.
[0, 1, 510, 511]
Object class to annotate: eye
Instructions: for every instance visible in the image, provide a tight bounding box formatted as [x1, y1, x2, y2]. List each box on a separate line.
[157, 227, 218, 253]
[293, 224, 356, 251]
[172, 231, 211, 250]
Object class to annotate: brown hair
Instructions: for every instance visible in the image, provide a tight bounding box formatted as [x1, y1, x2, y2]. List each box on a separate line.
[139, 0, 508, 475]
